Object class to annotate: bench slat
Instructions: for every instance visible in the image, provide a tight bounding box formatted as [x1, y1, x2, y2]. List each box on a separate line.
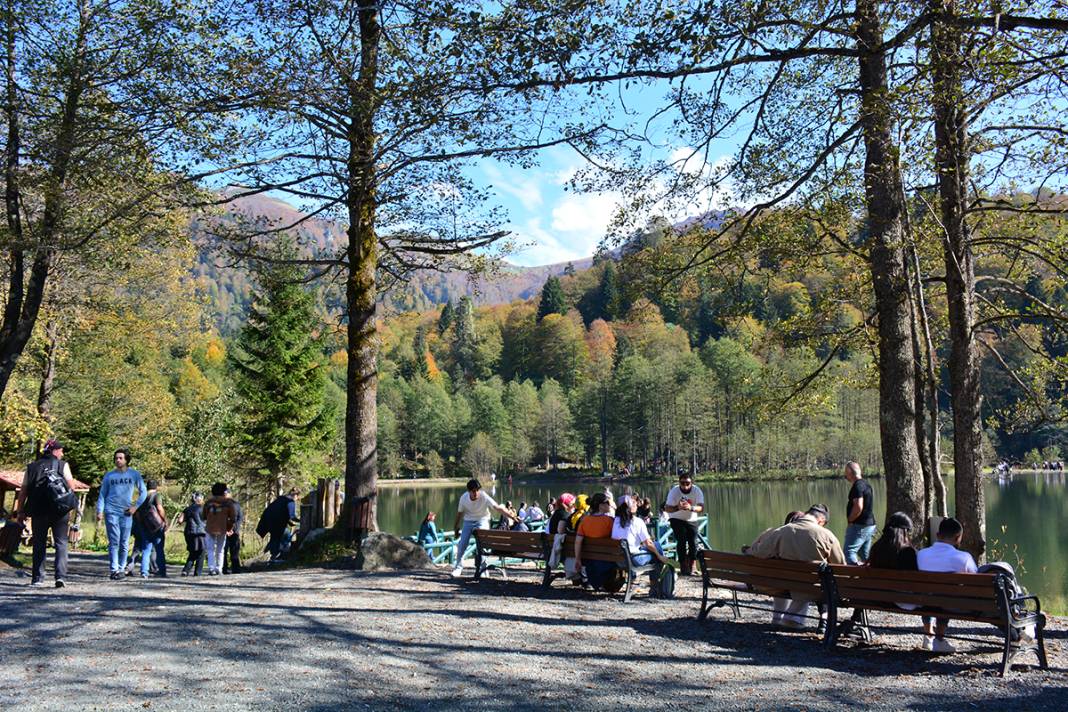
[834, 577, 995, 599]
[826, 564, 997, 587]
[836, 587, 999, 613]
[853, 602, 1003, 624]
[703, 552, 824, 573]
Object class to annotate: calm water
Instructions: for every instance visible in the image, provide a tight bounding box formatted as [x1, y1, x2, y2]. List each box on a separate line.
[379, 471, 1068, 613]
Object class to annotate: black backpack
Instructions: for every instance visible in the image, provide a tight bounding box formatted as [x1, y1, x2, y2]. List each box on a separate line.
[31, 458, 78, 517]
[135, 493, 166, 536]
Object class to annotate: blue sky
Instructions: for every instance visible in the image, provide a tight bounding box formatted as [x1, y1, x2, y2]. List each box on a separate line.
[477, 81, 740, 268]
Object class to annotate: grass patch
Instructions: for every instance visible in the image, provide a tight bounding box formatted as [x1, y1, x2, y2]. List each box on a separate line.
[284, 529, 360, 568]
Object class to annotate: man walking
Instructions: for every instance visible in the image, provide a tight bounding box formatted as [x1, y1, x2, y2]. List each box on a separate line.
[96, 449, 146, 580]
[842, 462, 877, 565]
[222, 486, 243, 574]
[451, 478, 516, 577]
[16, 439, 75, 587]
[664, 472, 705, 575]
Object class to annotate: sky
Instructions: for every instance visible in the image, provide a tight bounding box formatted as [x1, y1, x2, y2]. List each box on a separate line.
[474, 81, 740, 268]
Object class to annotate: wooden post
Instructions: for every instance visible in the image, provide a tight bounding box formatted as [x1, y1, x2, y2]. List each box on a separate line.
[334, 479, 343, 523]
[324, 480, 335, 529]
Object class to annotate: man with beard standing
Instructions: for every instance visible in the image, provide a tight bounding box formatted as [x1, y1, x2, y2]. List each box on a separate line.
[664, 472, 705, 575]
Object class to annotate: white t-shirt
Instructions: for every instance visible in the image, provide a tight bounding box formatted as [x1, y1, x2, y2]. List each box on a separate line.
[917, 542, 978, 574]
[457, 491, 499, 524]
[612, 517, 653, 555]
[665, 484, 704, 521]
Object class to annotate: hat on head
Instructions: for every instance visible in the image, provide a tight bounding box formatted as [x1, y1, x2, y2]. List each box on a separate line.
[43, 438, 63, 453]
[558, 492, 576, 507]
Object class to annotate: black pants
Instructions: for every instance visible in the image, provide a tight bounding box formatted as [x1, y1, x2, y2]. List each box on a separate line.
[31, 511, 69, 583]
[183, 533, 205, 575]
[669, 518, 700, 566]
[223, 532, 241, 574]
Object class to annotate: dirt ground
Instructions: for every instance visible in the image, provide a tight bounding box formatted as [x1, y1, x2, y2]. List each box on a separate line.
[1, 551, 1065, 711]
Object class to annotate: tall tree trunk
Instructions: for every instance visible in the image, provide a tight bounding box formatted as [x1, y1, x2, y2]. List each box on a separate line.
[342, 3, 381, 539]
[932, 0, 985, 559]
[855, 0, 925, 534]
[599, 382, 608, 474]
[0, 2, 86, 400]
[36, 317, 58, 421]
[910, 243, 948, 518]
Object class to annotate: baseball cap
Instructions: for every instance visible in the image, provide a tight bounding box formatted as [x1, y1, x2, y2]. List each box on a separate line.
[43, 439, 63, 453]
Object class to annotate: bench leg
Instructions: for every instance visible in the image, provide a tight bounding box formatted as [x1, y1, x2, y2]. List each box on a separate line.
[1000, 629, 1013, 677]
[1036, 616, 1050, 670]
[623, 570, 635, 604]
[698, 574, 710, 621]
[473, 547, 482, 581]
[731, 589, 740, 620]
[542, 560, 553, 588]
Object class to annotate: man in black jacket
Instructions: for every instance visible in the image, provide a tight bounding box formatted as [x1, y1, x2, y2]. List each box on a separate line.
[16, 440, 75, 587]
[223, 487, 243, 574]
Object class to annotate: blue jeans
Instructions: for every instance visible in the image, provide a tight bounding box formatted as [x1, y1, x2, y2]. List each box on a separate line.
[844, 524, 877, 564]
[104, 511, 133, 573]
[267, 528, 292, 559]
[454, 519, 483, 568]
[140, 531, 167, 577]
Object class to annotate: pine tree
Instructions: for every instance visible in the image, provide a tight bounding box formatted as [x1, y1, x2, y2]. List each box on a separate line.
[451, 296, 478, 380]
[437, 300, 455, 335]
[537, 276, 567, 321]
[598, 262, 620, 321]
[230, 249, 334, 494]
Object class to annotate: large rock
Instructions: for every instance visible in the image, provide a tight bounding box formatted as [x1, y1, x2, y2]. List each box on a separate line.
[359, 532, 432, 571]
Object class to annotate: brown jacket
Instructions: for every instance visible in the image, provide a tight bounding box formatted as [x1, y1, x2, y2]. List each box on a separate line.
[203, 495, 237, 536]
[746, 514, 846, 564]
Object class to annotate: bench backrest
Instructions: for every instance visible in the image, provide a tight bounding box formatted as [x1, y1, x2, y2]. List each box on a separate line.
[561, 534, 626, 564]
[700, 549, 825, 597]
[826, 564, 1000, 616]
[474, 529, 546, 557]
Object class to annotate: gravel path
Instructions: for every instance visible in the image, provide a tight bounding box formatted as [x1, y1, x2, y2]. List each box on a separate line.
[2, 552, 1065, 711]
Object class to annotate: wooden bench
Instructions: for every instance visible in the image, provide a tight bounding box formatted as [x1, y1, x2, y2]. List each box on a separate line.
[551, 534, 664, 603]
[824, 564, 1049, 676]
[472, 529, 548, 581]
[697, 550, 827, 624]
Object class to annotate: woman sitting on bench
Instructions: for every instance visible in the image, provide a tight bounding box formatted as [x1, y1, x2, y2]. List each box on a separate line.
[612, 495, 673, 568]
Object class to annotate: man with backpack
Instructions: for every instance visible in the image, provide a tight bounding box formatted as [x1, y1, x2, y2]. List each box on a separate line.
[257, 488, 301, 562]
[96, 449, 147, 580]
[134, 480, 168, 579]
[15, 439, 77, 588]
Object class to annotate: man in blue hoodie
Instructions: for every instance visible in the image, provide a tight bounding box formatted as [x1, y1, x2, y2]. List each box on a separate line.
[95, 449, 146, 580]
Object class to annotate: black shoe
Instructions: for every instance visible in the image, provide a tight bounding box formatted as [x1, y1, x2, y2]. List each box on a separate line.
[181, 571, 190, 577]
[55, 580, 65, 589]
[816, 620, 827, 636]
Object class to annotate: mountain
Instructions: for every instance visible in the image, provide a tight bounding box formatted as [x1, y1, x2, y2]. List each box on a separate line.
[192, 194, 593, 332]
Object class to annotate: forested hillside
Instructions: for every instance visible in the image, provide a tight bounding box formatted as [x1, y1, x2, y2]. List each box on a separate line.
[193, 195, 590, 334]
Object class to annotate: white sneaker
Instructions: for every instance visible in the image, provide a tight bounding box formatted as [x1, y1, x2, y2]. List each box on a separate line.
[931, 637, 956, 654]
[921, 635, 935, 651]
[450, 566, 464, 578]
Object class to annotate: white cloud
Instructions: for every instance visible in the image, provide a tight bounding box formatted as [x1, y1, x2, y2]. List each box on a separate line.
[483, 164, 543, 212]
[506, 215, 600, 266]
[549, 191, 623, 237]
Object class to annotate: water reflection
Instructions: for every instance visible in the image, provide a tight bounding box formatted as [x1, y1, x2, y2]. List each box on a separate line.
[378, 472, 1068, 614]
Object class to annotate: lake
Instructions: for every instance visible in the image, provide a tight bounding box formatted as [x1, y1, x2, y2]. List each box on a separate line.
[379, 470, 1068, 614]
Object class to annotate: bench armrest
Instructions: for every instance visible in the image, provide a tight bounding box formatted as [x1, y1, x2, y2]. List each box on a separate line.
[1007, 592, 1042, 619]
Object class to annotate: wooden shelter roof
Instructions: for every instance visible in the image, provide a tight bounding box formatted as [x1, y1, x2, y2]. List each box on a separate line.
[0, 469, 90, 493]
